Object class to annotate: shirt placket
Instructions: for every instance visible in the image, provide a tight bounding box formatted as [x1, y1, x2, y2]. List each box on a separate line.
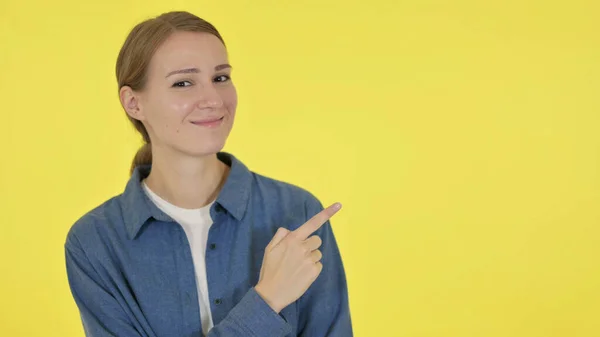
[172, 221, 203, 336]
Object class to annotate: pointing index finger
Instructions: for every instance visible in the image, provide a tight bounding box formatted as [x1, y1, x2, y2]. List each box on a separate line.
[293, 202, 342, 240]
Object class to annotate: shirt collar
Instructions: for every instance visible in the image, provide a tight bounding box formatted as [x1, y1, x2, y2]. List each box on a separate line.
[121, 152, 253, 240]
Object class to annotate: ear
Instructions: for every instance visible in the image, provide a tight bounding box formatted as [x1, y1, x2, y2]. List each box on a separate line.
[120, 86, 146, 121]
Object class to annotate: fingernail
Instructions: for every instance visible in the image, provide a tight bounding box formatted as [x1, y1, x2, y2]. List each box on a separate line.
[333, 202, 342, 210]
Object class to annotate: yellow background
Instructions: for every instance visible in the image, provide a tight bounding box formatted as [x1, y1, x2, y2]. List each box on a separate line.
[1, 0, 599, 336]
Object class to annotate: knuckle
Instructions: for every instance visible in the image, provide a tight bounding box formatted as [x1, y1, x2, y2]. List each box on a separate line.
[304, 256, 313, 265]
[291, 241, 305, 254]
[313, 262, 323, 275]
[289, 230, 302, 240]
[302, 245, 310, 255]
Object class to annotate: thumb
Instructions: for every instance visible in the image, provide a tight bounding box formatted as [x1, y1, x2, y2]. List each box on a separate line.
[266, 227, 290, 252]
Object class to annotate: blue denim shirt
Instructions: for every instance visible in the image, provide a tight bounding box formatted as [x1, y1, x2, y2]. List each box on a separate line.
[65, 152, 352, 337]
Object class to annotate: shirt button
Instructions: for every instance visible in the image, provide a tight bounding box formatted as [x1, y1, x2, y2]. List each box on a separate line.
[209, 243, 217, 250]
[214, 298, 222, 305]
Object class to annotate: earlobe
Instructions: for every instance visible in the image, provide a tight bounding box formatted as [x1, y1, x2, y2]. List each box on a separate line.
[120, 86, 145, 121]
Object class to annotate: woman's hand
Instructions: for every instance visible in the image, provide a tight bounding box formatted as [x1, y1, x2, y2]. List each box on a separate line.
[255, 202, 342, 313]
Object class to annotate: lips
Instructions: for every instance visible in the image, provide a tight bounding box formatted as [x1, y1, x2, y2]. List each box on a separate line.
[190, 116, 224, 127]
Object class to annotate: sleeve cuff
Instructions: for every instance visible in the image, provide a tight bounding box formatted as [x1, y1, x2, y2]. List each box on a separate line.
[228, 287, 293, 337]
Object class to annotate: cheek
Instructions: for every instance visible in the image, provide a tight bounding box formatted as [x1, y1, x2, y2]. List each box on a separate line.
[166, 97, 196, 118]
[144, 96, 195, 136]
[145, 90, 193, 121]
[224, 88, 238, 114]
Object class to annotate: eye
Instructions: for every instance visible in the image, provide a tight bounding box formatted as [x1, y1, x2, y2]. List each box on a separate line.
[172, 80, 192, 87]
[214, 75, 231, 83]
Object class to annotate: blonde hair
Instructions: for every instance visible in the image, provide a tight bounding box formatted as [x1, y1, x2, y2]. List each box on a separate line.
[115, 11, 225, 175]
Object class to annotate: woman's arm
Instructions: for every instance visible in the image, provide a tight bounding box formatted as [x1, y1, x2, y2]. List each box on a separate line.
[296, 197, 353, 337]
[65, 235, 293, 337]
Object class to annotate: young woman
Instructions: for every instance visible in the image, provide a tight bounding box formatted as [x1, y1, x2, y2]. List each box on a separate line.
[64, 11, 352, 337]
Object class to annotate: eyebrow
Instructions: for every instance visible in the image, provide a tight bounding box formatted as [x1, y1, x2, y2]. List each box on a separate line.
[165, 64, 232, 78]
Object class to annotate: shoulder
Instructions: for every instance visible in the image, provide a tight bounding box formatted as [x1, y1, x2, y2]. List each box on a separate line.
[253, 170, 321, 203]
[64, 196, 123, 251]
[248, 171, 325, 224]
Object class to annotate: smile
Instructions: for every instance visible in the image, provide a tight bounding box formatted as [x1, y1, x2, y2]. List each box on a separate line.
[190, 116, 224, 128]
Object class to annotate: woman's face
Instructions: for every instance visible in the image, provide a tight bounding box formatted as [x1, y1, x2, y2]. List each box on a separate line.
[131, 31, 237, 158]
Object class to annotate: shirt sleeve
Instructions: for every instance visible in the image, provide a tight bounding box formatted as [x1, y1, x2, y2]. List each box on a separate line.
[65, 233, 293, 337]
[65, 234, 148, 337]
[296, 196, 354, 337]
[207, 288, 293, 337]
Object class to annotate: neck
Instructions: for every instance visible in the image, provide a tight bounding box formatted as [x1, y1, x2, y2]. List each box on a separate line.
[144, 148, 229, 209]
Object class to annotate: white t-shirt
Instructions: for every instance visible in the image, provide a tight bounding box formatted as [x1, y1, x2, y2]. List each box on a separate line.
[142, 181, 215, 335]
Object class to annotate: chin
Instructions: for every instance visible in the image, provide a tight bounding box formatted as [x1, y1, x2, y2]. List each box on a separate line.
[185, 140, 227, 158]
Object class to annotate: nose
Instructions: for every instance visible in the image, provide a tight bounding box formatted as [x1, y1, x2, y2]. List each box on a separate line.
[195, 84, 223, 109]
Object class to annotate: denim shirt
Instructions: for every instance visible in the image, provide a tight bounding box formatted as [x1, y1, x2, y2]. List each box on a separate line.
[64, 152, 352, 337]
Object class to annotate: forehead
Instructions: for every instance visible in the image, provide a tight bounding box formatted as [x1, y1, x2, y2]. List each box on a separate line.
[149, 31, 228, 75]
